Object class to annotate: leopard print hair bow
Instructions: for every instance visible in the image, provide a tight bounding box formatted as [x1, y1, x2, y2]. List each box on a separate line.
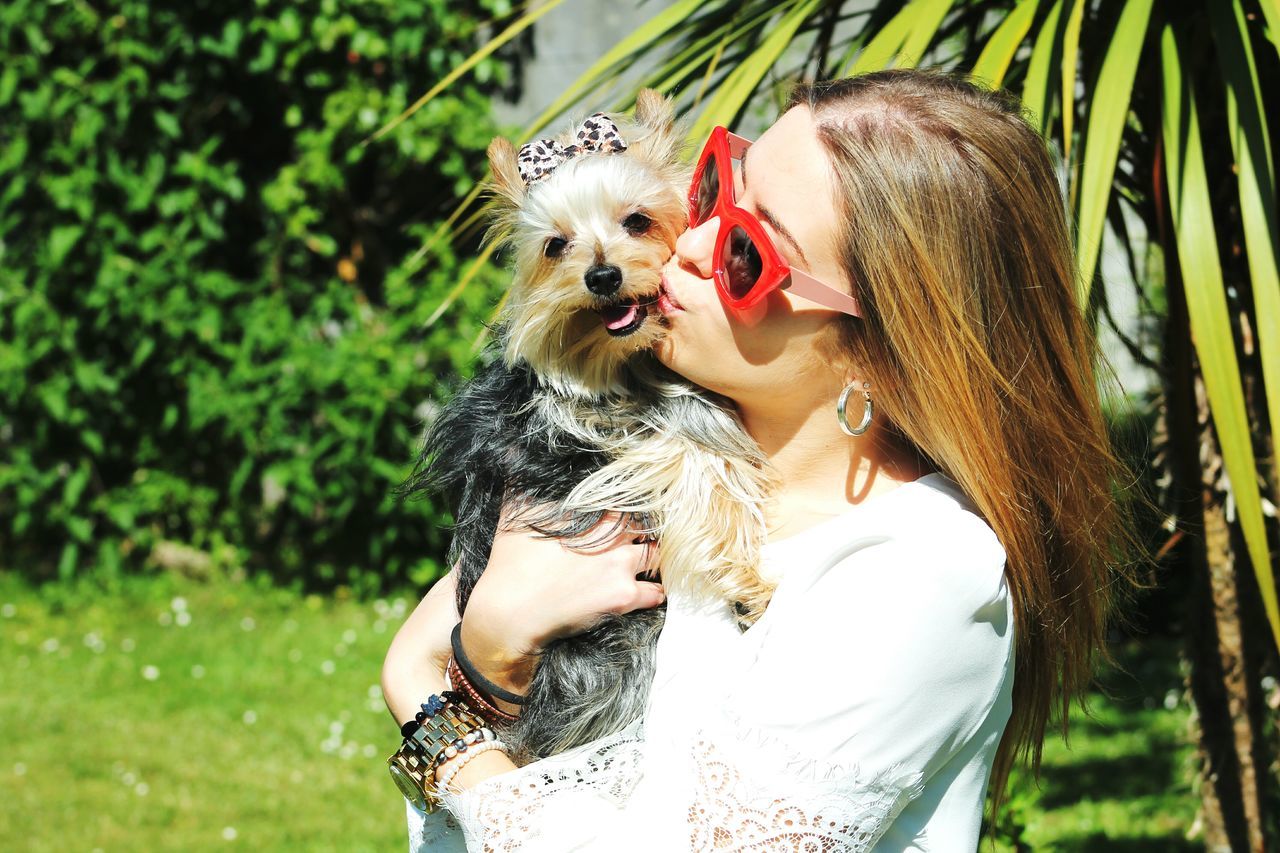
[517, 113, 628, 185]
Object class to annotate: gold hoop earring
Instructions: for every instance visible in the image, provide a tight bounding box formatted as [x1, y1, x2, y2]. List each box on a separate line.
[836, 380, 873, 437]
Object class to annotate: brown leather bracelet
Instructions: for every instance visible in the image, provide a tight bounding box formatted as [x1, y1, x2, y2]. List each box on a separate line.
[448, 656, 521, 725]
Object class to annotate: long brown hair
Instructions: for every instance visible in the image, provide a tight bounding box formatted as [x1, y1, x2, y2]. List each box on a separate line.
[789, 70, 1144, 822]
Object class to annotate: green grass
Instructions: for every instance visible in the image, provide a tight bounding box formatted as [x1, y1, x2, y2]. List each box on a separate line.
[987, 634, 1200, 851]
[0, 571, 414, 852]
[0, 572, 1198, 851]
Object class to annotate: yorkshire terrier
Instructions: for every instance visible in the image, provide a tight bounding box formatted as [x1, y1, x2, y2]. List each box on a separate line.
[406, 90, 776, 764]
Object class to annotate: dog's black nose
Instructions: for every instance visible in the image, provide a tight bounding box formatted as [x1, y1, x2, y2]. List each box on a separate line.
[584, 264, 622, 296]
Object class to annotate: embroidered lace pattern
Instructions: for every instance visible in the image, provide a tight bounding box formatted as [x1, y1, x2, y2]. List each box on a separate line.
[439, 725, 645, 851]
[684, 721, 926, 853]
[414, 807, 464, 848]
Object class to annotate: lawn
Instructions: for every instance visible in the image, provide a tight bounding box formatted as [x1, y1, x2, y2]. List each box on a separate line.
[0, 571, 1198, 851]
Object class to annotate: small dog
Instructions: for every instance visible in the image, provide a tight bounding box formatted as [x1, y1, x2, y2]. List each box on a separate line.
[407, 90, 776, 764]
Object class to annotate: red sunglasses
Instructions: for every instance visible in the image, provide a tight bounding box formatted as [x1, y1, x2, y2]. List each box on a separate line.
[688, 126, 862, 317]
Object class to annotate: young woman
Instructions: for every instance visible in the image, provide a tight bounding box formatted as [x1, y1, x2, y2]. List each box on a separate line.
[383, 69, 1138, 851]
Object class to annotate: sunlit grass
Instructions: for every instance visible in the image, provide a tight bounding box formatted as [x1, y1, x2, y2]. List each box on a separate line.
[988, 634, 1199, 850]
[1, 572, 1196, 850]
[0, 571, 413, 852]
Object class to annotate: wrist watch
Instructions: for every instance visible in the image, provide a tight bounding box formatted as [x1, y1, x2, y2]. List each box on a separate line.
[388, 691, 488, 813]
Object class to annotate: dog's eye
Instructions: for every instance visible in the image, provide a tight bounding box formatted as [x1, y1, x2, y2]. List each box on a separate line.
[622, 213, 652, 236]
[544, 236, 568, 258]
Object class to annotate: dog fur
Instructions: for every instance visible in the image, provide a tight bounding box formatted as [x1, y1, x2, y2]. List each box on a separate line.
[406, 90, 777, 764]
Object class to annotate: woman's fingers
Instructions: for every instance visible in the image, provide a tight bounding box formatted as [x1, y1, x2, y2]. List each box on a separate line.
[628, 580, 667, 612]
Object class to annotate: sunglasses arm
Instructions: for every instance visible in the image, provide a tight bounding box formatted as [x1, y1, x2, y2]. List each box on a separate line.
[786, 268, 863, 318]
[726, 131, 752, 160]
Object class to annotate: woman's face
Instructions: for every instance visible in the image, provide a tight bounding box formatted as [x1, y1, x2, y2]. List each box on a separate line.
[653, 106, 854, 407]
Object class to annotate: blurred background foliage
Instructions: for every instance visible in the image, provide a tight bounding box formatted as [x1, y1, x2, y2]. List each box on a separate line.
[0, 0, 518, 594]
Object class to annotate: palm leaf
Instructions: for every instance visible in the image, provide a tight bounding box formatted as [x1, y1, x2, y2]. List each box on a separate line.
[1022, 0, 1065, 136]
[1075, 0, 1155, 303]
[1160, 23, 1280, 654]
[363, 0, 567, 145]
[972, 0, 1040, 89]
[516, 0, 707, 140]
[1209, 0, 1280, 498]
[1059, 0, 1085, 162]
[845, 1, 917, 75]
[424, 239, 501, 329]
[897, 0, 956, 68]
[1259, 0, 1280, 54]
[687, 0, 823, 145]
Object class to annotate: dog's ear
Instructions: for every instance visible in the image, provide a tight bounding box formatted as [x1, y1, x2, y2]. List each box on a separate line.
[628, 89, 682, 169]
[486, 137, 525, 209]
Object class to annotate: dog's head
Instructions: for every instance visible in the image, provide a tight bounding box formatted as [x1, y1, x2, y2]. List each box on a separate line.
[486, 90, 688, 397]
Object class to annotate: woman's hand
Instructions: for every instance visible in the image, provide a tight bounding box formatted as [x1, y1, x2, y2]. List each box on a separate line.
[460, 507, 665, 700]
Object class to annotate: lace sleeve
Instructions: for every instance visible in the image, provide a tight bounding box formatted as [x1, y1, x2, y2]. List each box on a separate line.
[425, 714, 922, 853]
[435, 722, 647, 852]
[406, 800, 467, 853]
[684, 712, 927, 852]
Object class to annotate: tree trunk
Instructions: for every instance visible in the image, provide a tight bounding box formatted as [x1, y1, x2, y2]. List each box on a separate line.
[1163, 235, 1271, 851]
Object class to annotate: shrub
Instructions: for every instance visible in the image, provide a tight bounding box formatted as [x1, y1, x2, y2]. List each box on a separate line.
[0, 0, 515, 592]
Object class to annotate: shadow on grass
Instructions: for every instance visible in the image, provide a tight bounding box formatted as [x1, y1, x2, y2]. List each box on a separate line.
[1035, 745, 1183, 809]
[1050, 833, 1198, 852]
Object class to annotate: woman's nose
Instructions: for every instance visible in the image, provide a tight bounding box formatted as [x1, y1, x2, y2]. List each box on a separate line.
[674, 217, 719, 279]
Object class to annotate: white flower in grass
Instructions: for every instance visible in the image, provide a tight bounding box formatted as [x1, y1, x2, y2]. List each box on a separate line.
[121, 638, 136, 653]
[342, 629, 357, 644]
[175, 611, 191, 627]
[288, 649, 302, 663]
[240, 617, 255, 632]
[191, 665, 205, 679]
[1, 603, 15, 618]
[362, 744, 376, 758]
[243, 710, 257, 725]
[171, 597, 187, 612]
[13, 763, 26, 776]
[122, 772, 136, 786]
[40, 638, 59, 653]
[135, 782, 149, 796]
[142, 665, 159, 681]
[320, 660, 335, 675]
[222, 827, 237, 841]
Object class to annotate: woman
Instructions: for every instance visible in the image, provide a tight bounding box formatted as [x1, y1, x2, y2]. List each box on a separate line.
[383, 69, 1138, 851]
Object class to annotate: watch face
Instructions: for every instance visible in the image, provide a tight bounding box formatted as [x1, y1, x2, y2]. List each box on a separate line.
[388, 762, 428, 812]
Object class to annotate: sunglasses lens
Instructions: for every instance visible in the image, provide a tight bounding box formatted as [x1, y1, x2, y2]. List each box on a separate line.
[722, 225, 764, 300]
[693, 152, 720, 226]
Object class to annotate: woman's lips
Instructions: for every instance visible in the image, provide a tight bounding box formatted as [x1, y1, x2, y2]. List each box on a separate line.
[658, 275, 684, 315]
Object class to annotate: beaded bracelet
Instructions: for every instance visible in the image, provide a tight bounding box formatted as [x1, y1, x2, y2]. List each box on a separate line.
[448, 656, 520, 725]
[431, 725, 498, 767]
[435, 739, 508, 790]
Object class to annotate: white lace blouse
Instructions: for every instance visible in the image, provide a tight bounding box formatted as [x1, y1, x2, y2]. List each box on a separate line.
[405, 472, 1015, 852]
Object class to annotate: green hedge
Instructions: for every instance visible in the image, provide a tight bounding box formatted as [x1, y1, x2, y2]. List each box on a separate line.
[0, 0, 514, 592]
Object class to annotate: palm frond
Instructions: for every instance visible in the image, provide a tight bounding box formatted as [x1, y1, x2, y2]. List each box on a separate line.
[1210, 0, 1280, 496]
[972, 0, 1040, 89]
[1074, 0, 1155, 302]
[1160, 23, 1280, 652]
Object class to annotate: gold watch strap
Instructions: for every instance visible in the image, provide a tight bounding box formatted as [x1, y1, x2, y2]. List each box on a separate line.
[388, 692, 488, 812]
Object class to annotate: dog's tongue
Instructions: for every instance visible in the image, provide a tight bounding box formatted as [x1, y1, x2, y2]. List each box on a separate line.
[600, 300, 640, 331]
